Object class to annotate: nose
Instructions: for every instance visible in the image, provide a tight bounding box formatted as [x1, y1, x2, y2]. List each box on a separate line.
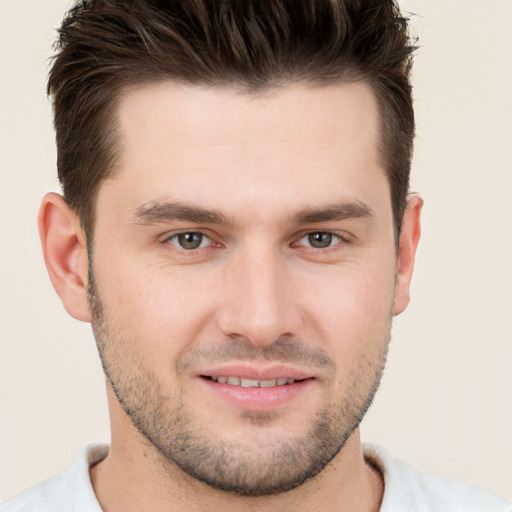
[215, 248, 301, 347]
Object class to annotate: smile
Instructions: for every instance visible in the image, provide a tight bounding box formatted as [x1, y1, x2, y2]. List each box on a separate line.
[198, 370, 316, 410]
[208, 376, 298, 387]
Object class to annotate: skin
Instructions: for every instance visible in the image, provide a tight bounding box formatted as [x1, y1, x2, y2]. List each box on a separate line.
[39, 81, 422, 512]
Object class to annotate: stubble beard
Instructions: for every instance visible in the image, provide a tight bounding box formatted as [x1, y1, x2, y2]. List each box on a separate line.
[88, 274, 390, 497]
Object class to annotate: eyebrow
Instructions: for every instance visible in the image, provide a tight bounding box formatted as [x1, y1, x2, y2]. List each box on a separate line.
[132, 201, 233, 226]
[292, 201, 373, 224]
[131, 199, 373, 227]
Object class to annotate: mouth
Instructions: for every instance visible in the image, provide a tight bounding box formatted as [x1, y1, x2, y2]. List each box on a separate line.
[197, 368, 315, 410]
[201, 375, 307, 388]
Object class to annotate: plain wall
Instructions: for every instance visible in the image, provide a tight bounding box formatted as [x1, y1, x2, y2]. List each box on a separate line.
[1, 0, 511, 502]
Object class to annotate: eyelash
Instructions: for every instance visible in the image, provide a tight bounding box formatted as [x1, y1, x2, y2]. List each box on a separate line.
[161, 230, 348, 253]
[294, 231, 346, 250]
[162, 231, 217, 252]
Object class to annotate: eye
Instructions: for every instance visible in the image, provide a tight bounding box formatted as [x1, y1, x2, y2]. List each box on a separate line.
[298, 232, 343, 249]
[167, 232, 212, 250]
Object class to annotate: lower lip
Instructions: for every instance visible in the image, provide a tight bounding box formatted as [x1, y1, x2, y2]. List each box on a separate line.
[199, 377, 314, 410]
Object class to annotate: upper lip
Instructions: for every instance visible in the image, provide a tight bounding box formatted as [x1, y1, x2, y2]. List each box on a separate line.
[197, 364, 313, 381]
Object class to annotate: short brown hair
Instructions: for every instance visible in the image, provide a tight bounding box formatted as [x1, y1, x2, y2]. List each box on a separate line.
[48, 0, 416, 236]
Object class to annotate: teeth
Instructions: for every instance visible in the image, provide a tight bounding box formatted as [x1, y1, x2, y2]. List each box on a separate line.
[212, 376, 297, 387]
[241, 378, 259, 387]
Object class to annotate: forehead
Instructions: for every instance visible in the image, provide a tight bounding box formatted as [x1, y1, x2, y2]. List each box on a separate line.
[116, 81, 379, 158]
[101, 81, 387, 221]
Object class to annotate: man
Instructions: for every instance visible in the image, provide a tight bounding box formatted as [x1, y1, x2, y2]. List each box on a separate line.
[1, 0, 510, 511]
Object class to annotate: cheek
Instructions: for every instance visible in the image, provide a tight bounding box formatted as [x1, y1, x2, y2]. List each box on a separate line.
[94, 257, 219, 354]
[296, 260, 395, 361]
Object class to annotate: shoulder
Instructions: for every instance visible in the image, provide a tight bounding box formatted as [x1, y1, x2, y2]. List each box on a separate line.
[0, 444, 108, 512]
[363, 443, 511, 512]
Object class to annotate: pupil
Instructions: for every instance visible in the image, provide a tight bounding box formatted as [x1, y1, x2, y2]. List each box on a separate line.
[309, 232, 332, 248]
[179, 233, 202, 249]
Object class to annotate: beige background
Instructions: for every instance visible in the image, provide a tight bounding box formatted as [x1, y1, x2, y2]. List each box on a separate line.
[1, 0, 511, 503]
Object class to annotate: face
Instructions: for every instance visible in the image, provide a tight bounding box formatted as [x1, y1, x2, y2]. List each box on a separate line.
[88, 82, 401, 495]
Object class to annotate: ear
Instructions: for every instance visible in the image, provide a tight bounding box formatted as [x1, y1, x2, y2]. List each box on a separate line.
[38, 193, 92, 322]
[393, 194, 423, 316]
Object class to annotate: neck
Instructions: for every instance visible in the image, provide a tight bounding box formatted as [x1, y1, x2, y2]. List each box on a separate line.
[91, 425, 383, 512]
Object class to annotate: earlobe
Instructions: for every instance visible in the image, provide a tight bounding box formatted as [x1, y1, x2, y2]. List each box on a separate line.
[38, 193, 92, 322]
[393, 194, 423, 316]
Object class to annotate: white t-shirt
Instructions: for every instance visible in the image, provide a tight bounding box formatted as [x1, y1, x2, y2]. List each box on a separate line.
[1, 443, 510, 512]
